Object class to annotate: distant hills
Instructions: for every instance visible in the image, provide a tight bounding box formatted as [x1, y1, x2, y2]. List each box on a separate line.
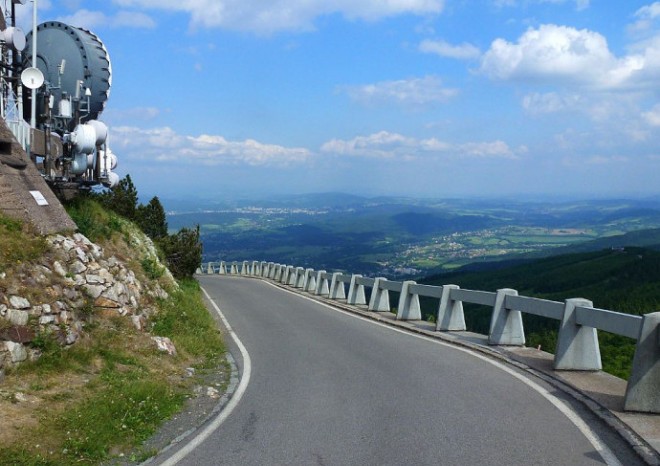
[167, 193, 660, 277]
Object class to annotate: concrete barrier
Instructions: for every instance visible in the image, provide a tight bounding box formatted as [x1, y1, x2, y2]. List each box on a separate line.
[329, 273, 347, 300]
[347, 274, 367, 305]
[368, 277, 391, 312]
[221, 259, 660, 413]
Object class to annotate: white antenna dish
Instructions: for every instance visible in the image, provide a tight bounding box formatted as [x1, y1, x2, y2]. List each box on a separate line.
[21, 67, 45, 90]
[2, 27, 26, 51]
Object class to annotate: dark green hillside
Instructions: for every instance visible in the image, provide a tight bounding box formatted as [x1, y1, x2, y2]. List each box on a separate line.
[420, 247, 660, 379]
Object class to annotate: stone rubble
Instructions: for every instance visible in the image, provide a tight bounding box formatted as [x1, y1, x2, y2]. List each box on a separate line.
[0, 229, 178, 371]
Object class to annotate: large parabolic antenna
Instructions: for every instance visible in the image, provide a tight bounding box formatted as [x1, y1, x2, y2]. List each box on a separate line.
[23, 21, 112, 130]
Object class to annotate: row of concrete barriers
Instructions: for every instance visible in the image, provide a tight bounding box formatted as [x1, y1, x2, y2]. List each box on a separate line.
[199, 260, 660, 414]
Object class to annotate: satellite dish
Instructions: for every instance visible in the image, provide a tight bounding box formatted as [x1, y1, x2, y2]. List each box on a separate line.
[2, 27, 26, 51]
[21, 67, 44, 90]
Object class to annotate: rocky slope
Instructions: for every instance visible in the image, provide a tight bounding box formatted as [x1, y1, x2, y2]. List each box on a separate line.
[0, 222, 176, 376]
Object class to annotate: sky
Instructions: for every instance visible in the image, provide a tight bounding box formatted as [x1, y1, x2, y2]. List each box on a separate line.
[12, 0, 660, 200]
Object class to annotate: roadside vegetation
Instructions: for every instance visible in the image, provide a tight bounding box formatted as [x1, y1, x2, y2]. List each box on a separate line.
[0, 178, 223, 465]
[421, 247, 660, 379]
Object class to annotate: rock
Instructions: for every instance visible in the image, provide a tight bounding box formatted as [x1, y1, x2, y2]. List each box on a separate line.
[65, 330, 79, 345]
[53, 261, 67, 277]
[42, 303, 52, 314]
[0, 304, 6, 316]
[7, 309, 29, 326]
[103, 282, 124, 303]
[75, 247, 88, 263]
[83, 284, 105, 299]
[206, 387, 220, 398]
[63, 288, 78, 300]
[70, 260, 87, 275]
[85, 274, 103, 285]
[58, 311, 71, 324]
[99, 268, 114, 284]
[131, 315, 146, 331]
[94, 296, 120, 309]
[185, 367, 196, 377]
[0, 326, 34, 343]
[29, 305, 43, 316]
[61, 237, 76, 251]
[152, 336, 177, 356]
[6, 342, 27, 363]
[9, 296, 30, 309]
[39, 315, 56, 325]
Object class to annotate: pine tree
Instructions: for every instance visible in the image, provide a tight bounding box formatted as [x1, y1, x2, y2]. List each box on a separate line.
[137, 196, 168, 240]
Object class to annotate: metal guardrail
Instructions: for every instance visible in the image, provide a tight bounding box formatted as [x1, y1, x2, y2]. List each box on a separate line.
[199, 260, 660, 414]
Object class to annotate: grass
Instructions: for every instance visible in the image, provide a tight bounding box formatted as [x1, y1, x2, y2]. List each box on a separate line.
[65, 197, 123, 243]
[0, 279, 225, 465]
[0, 214, 48, 273]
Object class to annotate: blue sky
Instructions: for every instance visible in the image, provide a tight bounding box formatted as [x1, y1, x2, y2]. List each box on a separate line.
[17, 1, 660, 199]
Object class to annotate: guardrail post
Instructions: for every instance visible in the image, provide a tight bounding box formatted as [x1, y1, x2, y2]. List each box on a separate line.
[268, 263, 276, 279]
[329, 273, 346, 300]
[302, 269, 314, 291]
[219, 261, 227, 275]
[295, 267, 305, 288]
[196, 267, 202, 274]
[368, 278, 390, 312]
[230, 262, 238, 274]
[305, 270, 317, 292]
[206, 263, 213, 274]
[347, 275, 367, 305]
[241, 261, 249, 275]
[315, 271, 329, 296]
[489, 289, 524, 346]
[397, 281, 421, 320]
[282, 266, 292, 284]
[274, 264, 283, 281]
[252, 261, 259, 276]
[436, 285, 466, 331]
[554, 298, 601, 370]
[624, 312, 660, 413]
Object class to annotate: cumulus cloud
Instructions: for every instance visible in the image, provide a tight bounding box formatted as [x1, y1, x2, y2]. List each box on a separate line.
[341, 76, 458, 106]
[110, 126, 311, 166]
[57, 9, 156, 30]
[480, 24, 660, 90]
[419, 39, 481, 59]
[320, 131, 520, 159]
[111, 0, 444, 33]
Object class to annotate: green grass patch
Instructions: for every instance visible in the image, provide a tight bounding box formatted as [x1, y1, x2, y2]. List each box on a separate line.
[152, 279, 225, 366]
[65, 197, 123, 243]
[0, 214, 47, 273]
[0, 281, 225, 465]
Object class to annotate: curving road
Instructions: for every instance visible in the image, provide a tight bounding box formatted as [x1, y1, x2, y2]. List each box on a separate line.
[155, 276, 642, 466]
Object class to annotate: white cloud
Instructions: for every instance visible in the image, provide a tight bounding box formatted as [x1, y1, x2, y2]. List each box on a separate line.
[341, 76, 458, 106]
[630, 2, 660, 32]
[56, 9, 156, 30]
[104, 106, 161, 122]
[480, 24, 660, 90]
[110, 126, 311, 166]
[419, 39, 481, 59]
[643, 104, 660, 126]
[320, 131, 520, 159]
[112, 0, 444, 33]
[522, 92, 581, 114]
[493, 0, 589, 10]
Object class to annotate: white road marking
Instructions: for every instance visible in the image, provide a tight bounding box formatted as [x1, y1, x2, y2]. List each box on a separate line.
[263, 280, 623, 466]
[158, 286, 252, 466]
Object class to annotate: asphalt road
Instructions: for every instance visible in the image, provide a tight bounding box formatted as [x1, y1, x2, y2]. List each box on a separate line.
[155, 276, 641, 466]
